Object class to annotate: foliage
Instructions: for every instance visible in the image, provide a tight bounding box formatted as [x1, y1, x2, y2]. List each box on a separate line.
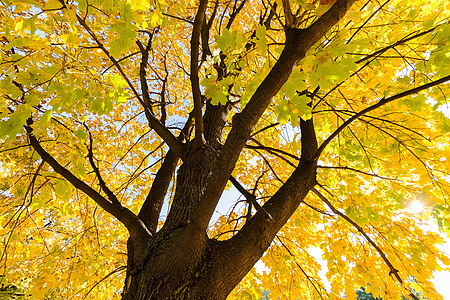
[356, 286, 428, 300]
[356, 287, 382, 300]
[0, 0, 449, 298]
[0, 284, 25, 299]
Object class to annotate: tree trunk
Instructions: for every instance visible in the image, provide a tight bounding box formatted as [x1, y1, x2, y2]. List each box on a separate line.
[122, 235, 227, 300]
[120, 138, 317, 299]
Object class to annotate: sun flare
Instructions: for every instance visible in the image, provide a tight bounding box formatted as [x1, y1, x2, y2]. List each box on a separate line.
[409, 201, 425, 214]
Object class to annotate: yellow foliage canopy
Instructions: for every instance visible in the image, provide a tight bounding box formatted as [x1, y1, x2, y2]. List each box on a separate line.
[0, 0, 449, 298]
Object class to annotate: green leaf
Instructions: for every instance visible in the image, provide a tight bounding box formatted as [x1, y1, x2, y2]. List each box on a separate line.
[54, 180, 72, 201]
[295, 0, 315, 10]
[436, 111, 450, 134]
[40, 110, 53, 123]
[109, 26, 137, 57]
[290, 94, 312, 121]
[74, 129, 87, 140]
[276, 99, 290, 125]
[75, 0, 87, 11]
[43, 0, 63, 10]
[254, 25, 267, 53]
[215, 28, 245, 53]
[282, 70, 307, 98]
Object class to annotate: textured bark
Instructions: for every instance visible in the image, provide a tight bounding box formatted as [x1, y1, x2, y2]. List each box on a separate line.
[164, 144, 218, 229]
[120, 119, 317, 299]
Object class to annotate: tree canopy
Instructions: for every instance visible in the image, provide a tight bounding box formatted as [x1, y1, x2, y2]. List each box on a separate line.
[0, 0, 449, 298]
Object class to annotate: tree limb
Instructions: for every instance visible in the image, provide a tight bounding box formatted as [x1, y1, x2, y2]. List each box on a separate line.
[138, 113, 194, 233]
[205, 118, 318, 295]
[190, 0, 209, 148]
[355, 25, 439, 64]
[136, 34, 155, 115]
[229, 175, 272, 219]
[276, 236, 327, 300]
[281, 0, 294, 28]
[315, 74, 450, 159]
[24, 121, 150, 243]
[225, 0, 248, 29]
[86, 129, 120, 205]
[310, 188, 407, 287]
[70, 6, 184, 157]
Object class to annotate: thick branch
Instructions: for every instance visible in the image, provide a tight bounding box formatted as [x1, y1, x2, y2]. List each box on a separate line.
[25, 124, 150, 242]
[315, 74, 450, 159]
[190, 0, 209, 148]
[281, 0, 294, 28]
[138, 150, 177, 233]
[205, 119, 318, 295]
[138, 114, 194, 233]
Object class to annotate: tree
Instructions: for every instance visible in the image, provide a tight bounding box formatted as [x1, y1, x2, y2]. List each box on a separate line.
[0, 0, 449, 298]
[356, 286, 428, 300]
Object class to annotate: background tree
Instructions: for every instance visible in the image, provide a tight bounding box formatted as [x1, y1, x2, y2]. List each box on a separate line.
[0, 0, 449, 299]
[356, 286, 427, 300]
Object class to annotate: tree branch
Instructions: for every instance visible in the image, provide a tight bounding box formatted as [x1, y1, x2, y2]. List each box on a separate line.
[225, 0, 248, 29]
[314, 25, 441, 110]
[24, 122, 150, 243]
[281, 0, 294, 28]
[310, 188, 407, 287]
[138, 113, 194, 233]
[138, 150, 177, 233]
[136, 34, 155, 115]
[86, 129, 120, 205]
[70, 7, 184, 157]
[276, 236, 327, 299]
[247, 137, 300, 162]
[315, 74, 450, 159]
[205, 118, 318, 294]
[355, 25, 439, 64]
[229, 175, 272, 219]
[190, 0, 209, 148]
[318, 165, 397, 181]
[345, 0, 389, 44]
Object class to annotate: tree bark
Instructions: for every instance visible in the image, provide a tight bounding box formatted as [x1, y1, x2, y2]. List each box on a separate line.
[121, 162, 316, 299]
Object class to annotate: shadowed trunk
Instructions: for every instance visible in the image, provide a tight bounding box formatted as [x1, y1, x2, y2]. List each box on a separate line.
[121, 148, 317, 300]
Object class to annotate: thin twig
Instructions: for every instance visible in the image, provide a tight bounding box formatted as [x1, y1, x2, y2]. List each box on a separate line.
[229, 175, 273, 220]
